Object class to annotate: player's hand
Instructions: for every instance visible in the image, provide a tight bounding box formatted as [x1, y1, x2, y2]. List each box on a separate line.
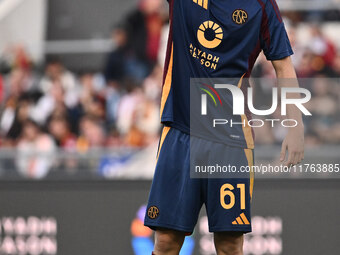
[280, 125, 304, 167]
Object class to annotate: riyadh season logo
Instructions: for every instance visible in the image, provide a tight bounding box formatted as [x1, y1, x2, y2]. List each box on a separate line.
[197, 21, 223, 49]
[200, 79, 312, 128]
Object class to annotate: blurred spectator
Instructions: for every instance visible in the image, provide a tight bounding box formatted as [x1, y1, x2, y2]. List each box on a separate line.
[79, 72, 106, 122]
[1, 69, 27, 137]
[307, 24, 336, 72]
[104, 23, 129, 85]
[296, 50, 315, 77]
[48, 116, 77, 149]
[142, 64, 163, 102]
[124, 0, 165, 75]
[39, 57, 79, 108]
[106, 83, 121, 128]
[106, 127, 124, 147]
[31, 78, 80, 127]
[12, 45, 31, 71]
[131, 73, 161, 146]
[77, 116, 106, 150]
[0, 67, 42, 144]
[113, 78, 157, 147]
[16, 120, 56, 179]
[0, 44, 32, 75]
[116, 81, 144, 141]
[2, 97, 31, 145]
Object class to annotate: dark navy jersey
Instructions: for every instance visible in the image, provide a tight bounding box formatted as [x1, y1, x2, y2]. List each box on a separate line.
[160, 0, 293, 148]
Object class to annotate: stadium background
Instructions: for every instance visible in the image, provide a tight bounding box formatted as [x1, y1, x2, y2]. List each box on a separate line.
[0, 0, 339, 254]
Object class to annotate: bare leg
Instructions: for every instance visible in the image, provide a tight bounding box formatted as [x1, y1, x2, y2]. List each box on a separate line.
[153, 228, 186, 255]
[214, 232, 244, 255]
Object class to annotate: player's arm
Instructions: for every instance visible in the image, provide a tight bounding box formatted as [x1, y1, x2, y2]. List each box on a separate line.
[271, 56, 304, 167]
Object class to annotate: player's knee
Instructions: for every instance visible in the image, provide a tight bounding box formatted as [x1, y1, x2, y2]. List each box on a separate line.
[154, 229, 185, 254]
[214, 232, 244, 255]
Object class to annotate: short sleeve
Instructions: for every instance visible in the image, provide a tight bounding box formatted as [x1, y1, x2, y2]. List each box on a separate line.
[260, 0, 293, 61]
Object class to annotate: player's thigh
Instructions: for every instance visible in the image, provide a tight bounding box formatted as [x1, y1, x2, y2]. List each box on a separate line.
[205, 147, 254, 233]
[144, 127, 203, 232]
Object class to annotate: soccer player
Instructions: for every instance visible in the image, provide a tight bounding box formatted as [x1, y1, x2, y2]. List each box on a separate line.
[144, 0, 304, 254]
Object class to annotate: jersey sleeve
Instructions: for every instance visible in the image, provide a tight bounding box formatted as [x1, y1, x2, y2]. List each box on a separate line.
[260, 0, 293, 61]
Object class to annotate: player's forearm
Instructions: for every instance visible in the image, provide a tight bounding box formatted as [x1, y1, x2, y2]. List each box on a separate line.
[272, 57, 304, 127]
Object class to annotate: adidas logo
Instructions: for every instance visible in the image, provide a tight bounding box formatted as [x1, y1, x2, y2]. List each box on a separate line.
[193, 0, 208, 9]
[232, 213, 250, 225]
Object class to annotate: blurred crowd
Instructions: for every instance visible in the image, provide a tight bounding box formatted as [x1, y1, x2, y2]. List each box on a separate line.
[0, 0, 340, 158]
[253, 24, 340, 146]
[0, 0, 168, 156]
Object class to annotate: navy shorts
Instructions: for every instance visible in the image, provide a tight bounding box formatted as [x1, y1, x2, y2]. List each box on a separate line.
[144, 126, 254, 233]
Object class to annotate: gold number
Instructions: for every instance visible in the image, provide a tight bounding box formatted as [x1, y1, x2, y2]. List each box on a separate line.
[220, 183, 246, 210]
[220, 184, 235, 209]
[237, 183, 245, 210]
